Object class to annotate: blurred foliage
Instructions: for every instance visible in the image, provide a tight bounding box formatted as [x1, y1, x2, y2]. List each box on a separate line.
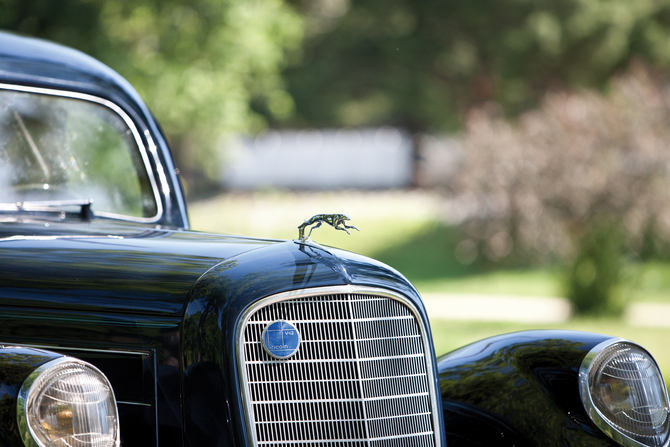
[0, 0, 303, 191]
[566, 218, 625, 315]
[284, 0, 670, 131]
[437, 62, 670, 314]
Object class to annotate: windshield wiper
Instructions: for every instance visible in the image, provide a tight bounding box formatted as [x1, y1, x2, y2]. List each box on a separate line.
[1, 199, 94, 220]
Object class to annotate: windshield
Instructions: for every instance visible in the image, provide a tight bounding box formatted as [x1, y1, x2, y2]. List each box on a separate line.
[0, 88, 158, 219]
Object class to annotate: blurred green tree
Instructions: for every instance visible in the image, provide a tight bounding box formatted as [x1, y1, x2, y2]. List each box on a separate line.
[283, 0, 670, 132]
[0, 0, 303, 192]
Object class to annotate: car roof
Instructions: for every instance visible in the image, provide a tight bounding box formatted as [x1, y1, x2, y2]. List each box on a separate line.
[0, 31, 146, 117]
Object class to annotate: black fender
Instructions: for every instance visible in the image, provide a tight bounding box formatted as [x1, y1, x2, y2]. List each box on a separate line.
[438, 330, 622, 447]
[0, 346, 63, 447]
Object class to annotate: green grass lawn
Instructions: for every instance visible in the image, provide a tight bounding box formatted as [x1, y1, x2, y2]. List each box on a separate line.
[415, 270, 562, 296]
[188, 190, 440, 256]
[625, 262, 670, 302]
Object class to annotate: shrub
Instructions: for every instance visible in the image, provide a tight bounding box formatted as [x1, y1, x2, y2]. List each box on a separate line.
[434, 62, 670, 314]
[566, 218, 624, 315]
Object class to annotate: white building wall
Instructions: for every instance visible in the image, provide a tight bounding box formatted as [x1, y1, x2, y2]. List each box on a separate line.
[221, 127, 413, 190]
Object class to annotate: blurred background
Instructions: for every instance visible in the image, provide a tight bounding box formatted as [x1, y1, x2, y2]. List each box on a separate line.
[6, 0, 670, 370]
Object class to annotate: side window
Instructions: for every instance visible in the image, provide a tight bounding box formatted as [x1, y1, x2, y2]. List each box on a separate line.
[0, 89, 158, 218]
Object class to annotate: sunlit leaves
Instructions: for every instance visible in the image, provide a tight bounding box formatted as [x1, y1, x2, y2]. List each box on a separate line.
[93, 0, 303, 181]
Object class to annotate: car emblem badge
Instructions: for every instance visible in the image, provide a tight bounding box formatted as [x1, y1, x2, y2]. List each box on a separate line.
[261, 320, 301, 360]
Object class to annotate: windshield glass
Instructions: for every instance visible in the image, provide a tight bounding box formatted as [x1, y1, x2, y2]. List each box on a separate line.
[0, 88, 158, 218]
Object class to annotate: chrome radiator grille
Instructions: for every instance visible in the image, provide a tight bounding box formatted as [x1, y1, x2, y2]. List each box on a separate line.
[238, 287, 439, 447]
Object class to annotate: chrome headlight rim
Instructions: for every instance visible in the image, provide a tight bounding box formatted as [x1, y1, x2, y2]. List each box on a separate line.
[17, 356, 120, 447]
[579, 337, 670, 447]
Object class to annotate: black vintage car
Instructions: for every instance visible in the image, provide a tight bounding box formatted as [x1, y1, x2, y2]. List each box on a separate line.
[0, 31, 668, 447]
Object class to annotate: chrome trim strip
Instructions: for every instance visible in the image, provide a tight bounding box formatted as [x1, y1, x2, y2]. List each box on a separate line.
[0, 83, 164, 223]
[117, 401, 152, 407]
[153, 349, 160, 446]
[17, 356, 121, 447]
[0, 342, 150, 356]
[579, 337, 670, 447]
[235, 285, 442, 447]
[0, 235, 125, 241]
[168, 158, 189, 229]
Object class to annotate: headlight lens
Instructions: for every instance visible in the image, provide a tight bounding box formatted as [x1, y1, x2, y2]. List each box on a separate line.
[18, 357, 119, 447]
[580, 340, 670, 447]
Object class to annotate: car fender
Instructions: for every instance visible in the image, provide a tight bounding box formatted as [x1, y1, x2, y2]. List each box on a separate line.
[0, 346, 63, 447]
[438, 330, 622, 446]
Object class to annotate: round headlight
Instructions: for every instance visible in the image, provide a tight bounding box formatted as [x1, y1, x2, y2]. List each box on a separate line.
[17, 357, 119, 447]
[580, 339, 670, 447]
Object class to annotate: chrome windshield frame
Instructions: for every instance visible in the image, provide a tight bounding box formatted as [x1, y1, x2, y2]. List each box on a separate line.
[0, 83, 164, 223]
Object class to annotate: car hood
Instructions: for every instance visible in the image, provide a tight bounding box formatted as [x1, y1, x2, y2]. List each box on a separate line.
[0, 219, 418, 319]
[0, 220, 277, 316]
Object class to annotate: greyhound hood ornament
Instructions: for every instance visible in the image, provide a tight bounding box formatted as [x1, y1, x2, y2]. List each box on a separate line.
[297, 214, 360, 241]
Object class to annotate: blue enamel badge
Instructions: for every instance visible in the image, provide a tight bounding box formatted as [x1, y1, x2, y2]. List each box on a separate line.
[261, 320, 301, 359]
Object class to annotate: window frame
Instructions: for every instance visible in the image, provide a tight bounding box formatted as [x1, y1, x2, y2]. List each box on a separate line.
[0, 83, 164, 223]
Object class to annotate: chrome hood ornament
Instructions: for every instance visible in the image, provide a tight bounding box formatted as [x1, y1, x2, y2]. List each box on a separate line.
[297, 213, 360, 241]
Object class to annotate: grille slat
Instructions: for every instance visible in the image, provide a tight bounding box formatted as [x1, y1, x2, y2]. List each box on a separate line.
[239, 290, 438, 447]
